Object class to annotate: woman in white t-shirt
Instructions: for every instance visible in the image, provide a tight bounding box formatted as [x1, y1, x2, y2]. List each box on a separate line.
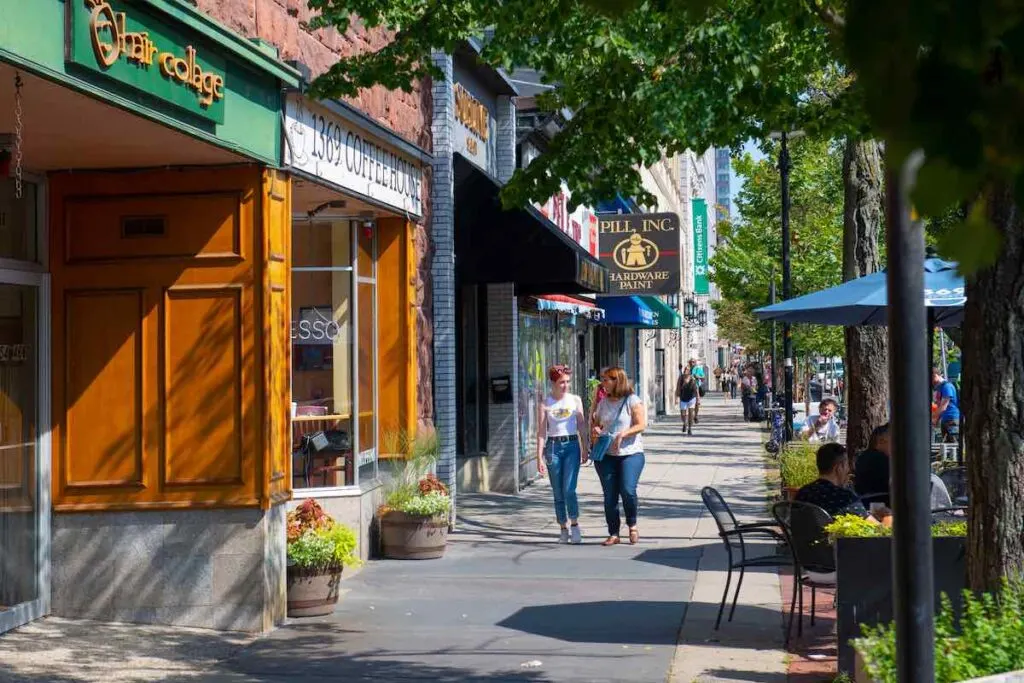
[538, 364, 589, 544]
[590, 366, 648, 546]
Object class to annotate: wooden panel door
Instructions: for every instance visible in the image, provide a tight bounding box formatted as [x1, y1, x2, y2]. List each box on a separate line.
[50, 167, 266, 510]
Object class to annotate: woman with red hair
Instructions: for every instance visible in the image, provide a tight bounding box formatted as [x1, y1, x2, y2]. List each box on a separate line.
[538, 364, 589, 544]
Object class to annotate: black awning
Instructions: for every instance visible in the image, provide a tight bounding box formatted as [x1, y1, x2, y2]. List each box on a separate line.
[453, 154, 608, 296]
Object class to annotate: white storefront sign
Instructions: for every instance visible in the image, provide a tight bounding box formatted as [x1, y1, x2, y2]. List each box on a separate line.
[284, 93, 423, 217]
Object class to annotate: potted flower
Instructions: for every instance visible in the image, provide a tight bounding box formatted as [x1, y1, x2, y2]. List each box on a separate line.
[779, 442, 818, 499]
[378, 430, 451, 559]
[286, 499, 360, 617]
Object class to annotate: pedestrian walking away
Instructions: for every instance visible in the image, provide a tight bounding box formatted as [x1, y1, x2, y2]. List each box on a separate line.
[688, 358, 706, 423]
[591, 366, 647, 546]
[740, 366, 755, 420]
[538, 364, 589, 544]
[676, 370, 698, 435]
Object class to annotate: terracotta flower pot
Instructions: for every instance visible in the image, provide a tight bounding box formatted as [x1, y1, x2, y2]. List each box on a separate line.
[380, 510, 449, 559]
[286, 566, 343, 617]
[784, 486, 800, 501]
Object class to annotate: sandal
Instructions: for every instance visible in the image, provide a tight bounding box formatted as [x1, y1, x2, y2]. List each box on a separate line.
[601, 536, 620, 546]
[628, 527, 639, 545]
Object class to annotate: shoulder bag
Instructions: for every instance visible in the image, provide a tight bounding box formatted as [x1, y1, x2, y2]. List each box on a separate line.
[589, 397, 630, 462]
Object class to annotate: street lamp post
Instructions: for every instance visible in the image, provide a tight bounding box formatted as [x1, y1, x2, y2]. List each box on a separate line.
[886, 151, 934, 682]
[769, 272, 778, 405]
[779, 131, 794, 441]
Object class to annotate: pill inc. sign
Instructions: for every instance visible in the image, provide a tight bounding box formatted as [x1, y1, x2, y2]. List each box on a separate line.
[67, 0, 227, 123]
[597, 213, 681, 295]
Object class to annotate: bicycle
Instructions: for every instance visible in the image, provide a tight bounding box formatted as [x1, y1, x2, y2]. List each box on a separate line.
[764, 402, 787, 456]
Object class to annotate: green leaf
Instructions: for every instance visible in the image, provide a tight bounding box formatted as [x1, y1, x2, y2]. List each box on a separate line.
[936, 200, 1003, 276]
[913, 159, 982, 217]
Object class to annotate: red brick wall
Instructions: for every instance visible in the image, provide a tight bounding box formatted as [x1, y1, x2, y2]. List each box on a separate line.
[196, 0, 435, 429]
[196, 0, 431, 151]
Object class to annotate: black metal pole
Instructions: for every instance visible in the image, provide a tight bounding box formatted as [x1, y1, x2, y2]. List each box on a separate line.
[885, 150, 935, 682]
[770, 276, 778, 400]
[780, 132, 794, 441]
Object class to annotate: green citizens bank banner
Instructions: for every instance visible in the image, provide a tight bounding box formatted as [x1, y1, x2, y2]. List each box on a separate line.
[692, 198, 710, 295]
[66, 0, 227, 123]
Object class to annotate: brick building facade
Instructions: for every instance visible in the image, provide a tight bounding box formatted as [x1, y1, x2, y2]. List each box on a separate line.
[196, 0, 436, 432]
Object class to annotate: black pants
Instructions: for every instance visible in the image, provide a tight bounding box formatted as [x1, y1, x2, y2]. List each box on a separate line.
[741, 394, 753, 420]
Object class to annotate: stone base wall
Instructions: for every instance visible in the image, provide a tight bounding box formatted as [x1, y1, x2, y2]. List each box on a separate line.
[51, 506, 286, 633]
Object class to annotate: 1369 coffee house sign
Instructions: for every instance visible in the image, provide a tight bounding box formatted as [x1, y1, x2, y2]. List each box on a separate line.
[284, 94, 423, 217]
[598, 213, 681, 295]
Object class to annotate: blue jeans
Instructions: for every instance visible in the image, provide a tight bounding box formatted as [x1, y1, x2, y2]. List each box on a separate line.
[594, 452, 645, 536]
[544, 437, 581, 524]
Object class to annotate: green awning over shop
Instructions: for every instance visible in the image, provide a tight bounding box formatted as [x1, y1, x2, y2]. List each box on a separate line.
[639, 296, 682, 329]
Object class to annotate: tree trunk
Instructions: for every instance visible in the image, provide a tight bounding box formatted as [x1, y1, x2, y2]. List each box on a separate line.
[842, 138, 889, 456]
[965, 184, 1024, 592]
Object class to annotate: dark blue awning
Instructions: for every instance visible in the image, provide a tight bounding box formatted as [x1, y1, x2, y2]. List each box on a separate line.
[597, 296, 656, 327]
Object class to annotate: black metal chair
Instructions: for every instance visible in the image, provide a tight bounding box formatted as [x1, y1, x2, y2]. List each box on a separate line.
[772, 501, 836, 647]
[701, 486, 792, 630]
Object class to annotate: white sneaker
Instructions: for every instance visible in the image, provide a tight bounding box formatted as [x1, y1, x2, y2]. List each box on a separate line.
[559, 528, 570, 544]
[570, 525, 582, 544]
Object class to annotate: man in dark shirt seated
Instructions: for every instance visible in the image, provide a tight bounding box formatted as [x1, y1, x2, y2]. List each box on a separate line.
[795, 443, 870, 518]
[854, 423, 891, 507]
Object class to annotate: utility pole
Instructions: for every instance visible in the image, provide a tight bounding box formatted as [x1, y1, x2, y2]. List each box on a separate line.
[779, 132, 794, 441]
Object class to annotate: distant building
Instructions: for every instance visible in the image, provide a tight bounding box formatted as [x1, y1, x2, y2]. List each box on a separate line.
[715, 147, 731, 233]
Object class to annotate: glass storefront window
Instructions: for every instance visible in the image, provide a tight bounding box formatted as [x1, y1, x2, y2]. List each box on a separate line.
[0, 285, 38, 611]
[516, 311, 584, 486]
[292, 219, 377, 490]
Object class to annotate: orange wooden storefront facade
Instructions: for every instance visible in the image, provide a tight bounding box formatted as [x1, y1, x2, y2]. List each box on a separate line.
[50, 166, 292, 512]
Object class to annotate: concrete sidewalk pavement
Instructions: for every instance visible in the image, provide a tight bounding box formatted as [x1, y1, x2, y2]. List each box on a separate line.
[0, 393, 788, 683]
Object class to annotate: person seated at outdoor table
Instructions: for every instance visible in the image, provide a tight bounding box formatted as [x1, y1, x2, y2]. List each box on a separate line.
[854, 423, 891, 507]
[799, 398, 841, 443]
[930, 472, 954, 511]
[796, 443, 880, 521]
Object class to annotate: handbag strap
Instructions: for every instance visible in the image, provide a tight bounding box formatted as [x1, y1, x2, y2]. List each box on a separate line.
[601, 395, 630, 432]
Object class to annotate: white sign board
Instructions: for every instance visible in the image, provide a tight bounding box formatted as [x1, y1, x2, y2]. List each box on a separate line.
[284, 94, 423, 217]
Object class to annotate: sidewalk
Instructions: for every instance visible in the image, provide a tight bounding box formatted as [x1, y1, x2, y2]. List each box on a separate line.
[0, 393, 788, 683]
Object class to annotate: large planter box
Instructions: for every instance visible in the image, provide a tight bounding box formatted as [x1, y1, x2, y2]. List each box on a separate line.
[380, 511, 448, 559]
[836, 536, 966, 675]
[855, 648, 1024, 683]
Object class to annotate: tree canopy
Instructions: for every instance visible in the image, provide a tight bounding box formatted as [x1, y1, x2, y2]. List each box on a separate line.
[710, 137, 845, 358]
[306, 0, 1024, 270]
[307, 0, 842, 211]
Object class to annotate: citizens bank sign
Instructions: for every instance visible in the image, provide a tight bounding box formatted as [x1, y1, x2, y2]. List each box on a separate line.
[597, 213, 681, 295]
[284, 94, 423, 217]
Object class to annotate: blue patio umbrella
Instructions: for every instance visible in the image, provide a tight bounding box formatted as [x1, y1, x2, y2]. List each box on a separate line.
[753, 257, 965, 327]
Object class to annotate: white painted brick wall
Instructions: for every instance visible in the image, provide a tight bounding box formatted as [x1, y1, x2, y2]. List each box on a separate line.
[430, 51, 458, 512]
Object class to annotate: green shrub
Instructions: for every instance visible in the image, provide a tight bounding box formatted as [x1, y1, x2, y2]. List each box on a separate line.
[855, 579, 1024, 682]
[286, 499, 360, 572]
[396, 491, 451, 517]
[780, 442, 819, 489]
[824, 513, 968, 540]
[379, 428, 451, 518]
[287, 518, 360, 573]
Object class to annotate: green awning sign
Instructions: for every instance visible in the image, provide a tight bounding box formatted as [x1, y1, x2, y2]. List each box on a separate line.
[692, 198, 710, 295]
[67, 0, 227, 123]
